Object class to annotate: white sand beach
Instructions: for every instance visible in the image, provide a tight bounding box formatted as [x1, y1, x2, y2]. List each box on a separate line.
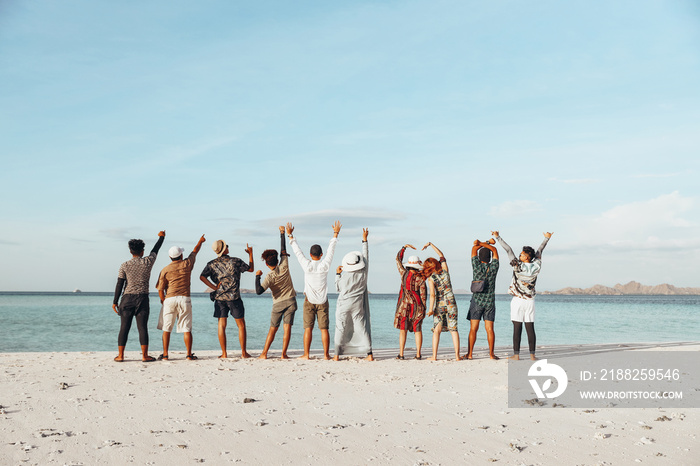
[1, 343, 697, 465]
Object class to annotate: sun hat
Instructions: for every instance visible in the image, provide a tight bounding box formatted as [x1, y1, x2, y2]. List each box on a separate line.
[168, 246, 185, 259]
[341, 251, 366, 272]
[212, 240, 228, 257]
[404, 255, 423, 270]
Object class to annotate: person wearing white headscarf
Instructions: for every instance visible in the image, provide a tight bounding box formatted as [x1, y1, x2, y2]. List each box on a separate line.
[333, 228, 373, 361]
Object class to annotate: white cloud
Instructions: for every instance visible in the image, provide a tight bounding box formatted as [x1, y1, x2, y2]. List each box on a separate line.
[490, 200, 542, 217]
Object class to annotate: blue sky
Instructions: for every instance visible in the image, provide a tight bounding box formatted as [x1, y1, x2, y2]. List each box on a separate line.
[1, 0, 699, 293]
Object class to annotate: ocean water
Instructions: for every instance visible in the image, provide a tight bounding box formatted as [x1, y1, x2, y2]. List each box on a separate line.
[0, 293, 698, 353]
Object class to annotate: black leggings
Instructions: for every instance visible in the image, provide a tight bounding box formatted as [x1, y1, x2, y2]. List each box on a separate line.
[512, 321, 536, 355]
[118, 309, 149, 346]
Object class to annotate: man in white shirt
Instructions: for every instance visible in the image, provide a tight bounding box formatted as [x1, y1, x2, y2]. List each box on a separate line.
[287, 220, 341, 360]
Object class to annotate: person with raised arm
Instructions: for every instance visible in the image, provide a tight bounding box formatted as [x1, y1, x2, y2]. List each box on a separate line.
[155, 234, 206, 361]
[199, 240, 254, 359]
[255, 226, 298, 360]
[493, 231, 553, 361]
[422, 242, 460, 361]
[112, 230, 165, 362]
[333, 228, 373, 361]
[393, 244, 427, 360]
[466, 238, 500, 360]
[288, 221, 341, 360]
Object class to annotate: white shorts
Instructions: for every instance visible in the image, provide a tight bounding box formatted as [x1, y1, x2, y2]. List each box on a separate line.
[510, 297, 535, 323]
[157, 296, 193, 333]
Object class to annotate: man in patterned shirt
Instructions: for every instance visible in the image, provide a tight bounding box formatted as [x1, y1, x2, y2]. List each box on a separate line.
[466, 238, 500, 360]
[112, 230, 165, 362]
[199, 240, 254, 359]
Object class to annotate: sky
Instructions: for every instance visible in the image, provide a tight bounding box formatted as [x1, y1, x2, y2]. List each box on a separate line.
[1, 0, 699, 293]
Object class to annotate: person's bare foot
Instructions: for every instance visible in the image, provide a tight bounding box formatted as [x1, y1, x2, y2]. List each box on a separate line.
[257, 353, 268, 360]
[364, 354, 374, 361]
[490, 354, 500, 360]
[426, 356, 437, 361]
[114, 356, 124, 362]
[280, 354, 289, 360]
[298, 354, 310, 360]
[323, 354, 332, 360]
[218, 354, 228, 359]
[508, 355, 520, 360]
[530, 354, 538, 360]
[241, 352, 252, 359]
[333, 355, 340, 361]
[461, 354, 473, 360]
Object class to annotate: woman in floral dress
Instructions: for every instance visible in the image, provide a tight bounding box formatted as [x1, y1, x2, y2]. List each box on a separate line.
[393, 244, 427, 360]
[422, 242, 460, 361]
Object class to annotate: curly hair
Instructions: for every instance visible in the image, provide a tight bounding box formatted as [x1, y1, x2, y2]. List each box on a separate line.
[261, 249, 279, 267]
[522, 246, 536, 261]
[128, 239, 145, 255]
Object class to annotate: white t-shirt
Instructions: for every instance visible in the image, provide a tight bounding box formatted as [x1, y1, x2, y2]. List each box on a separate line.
[289, 237, 337, 305]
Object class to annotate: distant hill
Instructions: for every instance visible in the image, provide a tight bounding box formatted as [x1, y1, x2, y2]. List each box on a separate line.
[542, 281, 700, 296]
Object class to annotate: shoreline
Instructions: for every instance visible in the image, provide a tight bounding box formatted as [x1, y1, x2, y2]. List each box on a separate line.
[1, 343, 697, 464]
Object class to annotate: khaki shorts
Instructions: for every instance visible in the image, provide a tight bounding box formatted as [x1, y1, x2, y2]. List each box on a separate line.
[270, 298, 297, 328]
[303, 298, 329, 329]
[158, 296, 193, 333]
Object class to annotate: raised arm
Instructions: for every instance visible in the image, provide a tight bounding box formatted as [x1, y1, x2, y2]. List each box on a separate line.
[472, 239, 499, 260]
[245, 244, 254, 272]
[150, 230, 166, 255]
[423, 241, 448, 273]
[192, 234, 206, 255]
[493, 231, 516, 262]
[535, 232, 553, 259]
[396, 245, 411, 274]
[279, 226, 288, 256]
[361, 228, 369, 268]
[254, 271, 266, 295]
[287, 223, 309, 267]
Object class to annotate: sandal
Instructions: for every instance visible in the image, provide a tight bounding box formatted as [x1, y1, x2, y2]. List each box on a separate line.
[414, 355, 422, 360]
[142, 356, 157, 362]
[157, 354, 168, 360]
[395, 355, 405, 360]
[186, 353, 198, 360]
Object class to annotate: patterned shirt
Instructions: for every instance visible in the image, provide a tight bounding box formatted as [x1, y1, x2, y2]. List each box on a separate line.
[471, 256, 499, 308]
[117, 252, 158, 295]
[200, 255, 250, 301]
[496, 236, 549, 299]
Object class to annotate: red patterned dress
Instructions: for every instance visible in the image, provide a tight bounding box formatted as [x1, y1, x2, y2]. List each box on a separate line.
[393, 247, 427, 332]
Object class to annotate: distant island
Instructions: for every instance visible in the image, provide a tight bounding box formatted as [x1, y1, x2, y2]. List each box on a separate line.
[542, 281, 700, 296]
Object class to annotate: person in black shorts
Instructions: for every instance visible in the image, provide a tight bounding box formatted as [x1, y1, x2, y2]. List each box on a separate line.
[200, 239, 254, 359]
[112, 230, 165, 362]
[466, 238, 500, 360]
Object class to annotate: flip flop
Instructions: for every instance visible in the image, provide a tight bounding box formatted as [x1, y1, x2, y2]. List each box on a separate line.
[414, 355, 422, 360]
[157, 354, 168, 360]
[142, 356, 157, 362]
[114, 357, 124, 362]
[186, 353, 198, 360]
[395, 355, 405, 360]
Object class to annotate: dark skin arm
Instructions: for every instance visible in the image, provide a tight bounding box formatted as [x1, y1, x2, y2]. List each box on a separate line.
[245, 243, 254, 272]
[192, 234, 206, 254]
[471, 239, 499, 260]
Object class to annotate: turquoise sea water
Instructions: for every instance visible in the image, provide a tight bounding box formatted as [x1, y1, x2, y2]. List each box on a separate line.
[0, 293, 698, 353]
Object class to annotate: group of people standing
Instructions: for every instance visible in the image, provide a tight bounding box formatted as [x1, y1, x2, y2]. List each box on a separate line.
[393, 231, 553, 361]
[112, 223, 552, 362]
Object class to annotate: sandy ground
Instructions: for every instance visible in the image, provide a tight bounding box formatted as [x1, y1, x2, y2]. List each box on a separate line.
[1, 343, 697, 465]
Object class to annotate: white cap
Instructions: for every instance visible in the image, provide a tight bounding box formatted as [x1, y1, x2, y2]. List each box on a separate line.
[168, 246, 185, 259]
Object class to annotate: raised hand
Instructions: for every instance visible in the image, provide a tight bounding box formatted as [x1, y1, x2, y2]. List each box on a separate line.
[421, 242, 431, 251]
[336, 266, 343, 274]
[362, 228, 369, 241]
[286, 222, 294, 235]
[404, 244, 416, 250]
[332, 220, 342, 235]
[255, 270, 262, 276]
[279, 225, 285, 234]
[544, 232, 554, 238]
[245, 243, 253, 255]
[158, 230, 166, 237]
[491, 231, 499, 238]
